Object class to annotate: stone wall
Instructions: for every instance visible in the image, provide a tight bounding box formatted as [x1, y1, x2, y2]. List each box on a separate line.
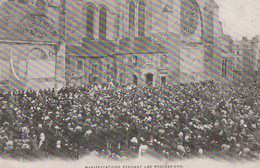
[0, 42, 65, 91]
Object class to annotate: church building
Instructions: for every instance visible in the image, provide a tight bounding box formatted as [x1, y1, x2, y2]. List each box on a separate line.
[65, 0, 222, 86]
[0, 0, 226, 90]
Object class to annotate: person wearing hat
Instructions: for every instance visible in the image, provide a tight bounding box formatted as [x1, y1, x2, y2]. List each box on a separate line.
[69, 126, 84, 159]
[129, 136, 139, 156]
[5, 140, 14, 157]
[52, 139, 63, 157]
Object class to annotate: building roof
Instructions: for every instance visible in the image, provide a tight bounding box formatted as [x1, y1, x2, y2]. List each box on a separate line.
[118, 37, 166, 54]
[162, 4, 173, 13]
[66, 40, 116, 58]
[134, 37, 166, 53]
[0, 2, 60, 43]
[66, 37, 166, 58]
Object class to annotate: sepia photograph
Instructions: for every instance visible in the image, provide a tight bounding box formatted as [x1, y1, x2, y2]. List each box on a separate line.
[0, 0, 259, 168]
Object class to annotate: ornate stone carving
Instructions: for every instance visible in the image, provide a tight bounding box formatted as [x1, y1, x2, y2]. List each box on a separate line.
[19, 14, 58, 41]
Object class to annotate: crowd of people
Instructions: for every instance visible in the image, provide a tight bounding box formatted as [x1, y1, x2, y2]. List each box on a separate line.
[0, 80, 259, 161]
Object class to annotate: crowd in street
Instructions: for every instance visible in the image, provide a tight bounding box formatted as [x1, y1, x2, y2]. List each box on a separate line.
[0, 80, 259, 160]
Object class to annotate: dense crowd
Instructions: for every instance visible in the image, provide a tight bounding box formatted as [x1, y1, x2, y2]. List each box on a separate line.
[0, 80, 259, 160]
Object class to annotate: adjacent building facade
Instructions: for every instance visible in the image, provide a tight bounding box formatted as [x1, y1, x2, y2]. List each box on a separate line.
[0, 0, 66, 91]
[233, 35, 260, 81]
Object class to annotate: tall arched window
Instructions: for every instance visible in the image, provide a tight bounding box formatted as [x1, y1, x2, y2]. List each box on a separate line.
[133, 74, 138, 85]
[86, 5, 95, 39]
[129, 1, 135, 35]
[138, 0, 146, 37]
[145, 73, 153, 86]
[99, 7, 107, 40]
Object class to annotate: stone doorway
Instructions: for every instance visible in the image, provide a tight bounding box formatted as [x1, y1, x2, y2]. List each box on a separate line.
[161, 76, 166, 85]
[145, 73, 153, 86]
[133, 74, 138, 85]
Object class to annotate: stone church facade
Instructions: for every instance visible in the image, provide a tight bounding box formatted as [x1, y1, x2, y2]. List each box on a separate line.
[0, 0, 225, 90]
[65, 0, 222, 86]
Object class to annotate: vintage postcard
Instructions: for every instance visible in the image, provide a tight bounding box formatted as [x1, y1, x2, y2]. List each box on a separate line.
[0, 0, 259, 168]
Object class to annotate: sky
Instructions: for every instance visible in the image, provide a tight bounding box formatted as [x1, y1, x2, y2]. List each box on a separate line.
[215, 0, 260, 40]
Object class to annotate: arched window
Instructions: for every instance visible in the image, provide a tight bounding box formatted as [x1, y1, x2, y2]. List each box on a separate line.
[133, 74, 138, 85]
[86, 5, 95, 39]
[129, 1, 135, 35]
[161, 76, 166, 85]
[99, 7, 107, 40]
[180, 0, 200, 36]
[145, 73, 153, 86]
[222, 59, 227, 77]
[138, 0, 146, 37]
